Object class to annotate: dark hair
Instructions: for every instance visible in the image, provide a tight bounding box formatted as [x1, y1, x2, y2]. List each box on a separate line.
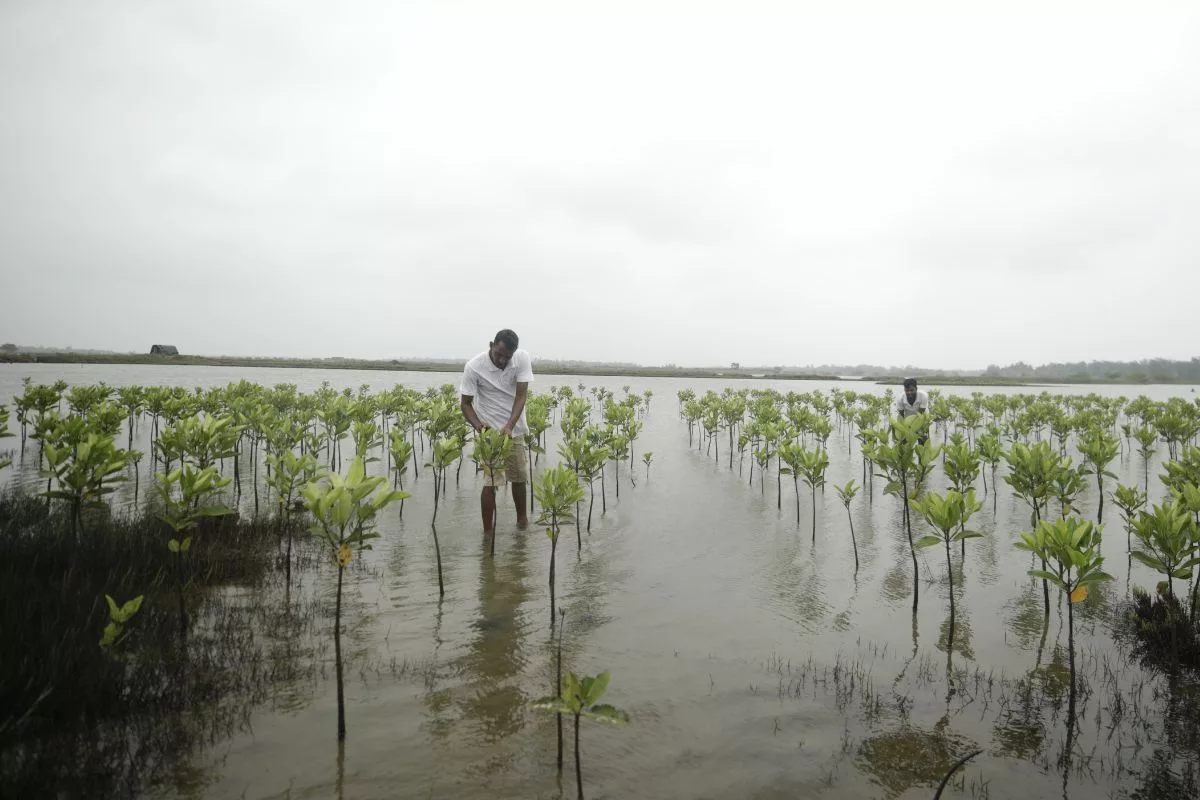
[903, 378, 918, 389]
[493, 329, 519, 352]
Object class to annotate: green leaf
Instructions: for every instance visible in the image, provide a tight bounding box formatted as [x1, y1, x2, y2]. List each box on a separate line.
[913, 535, 943, 549]
[105, 594, 120, 620]
[585, 671, 611, 705]
[953, 530, 984, 541]
[168, 539, 180, 553]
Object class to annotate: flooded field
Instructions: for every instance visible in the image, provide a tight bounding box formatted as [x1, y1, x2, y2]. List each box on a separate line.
[2, 364, 1198, 799]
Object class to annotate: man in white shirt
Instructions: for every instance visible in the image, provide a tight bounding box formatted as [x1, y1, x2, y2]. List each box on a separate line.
[459, 329, 534, 534]
[894, 378, 929, 418]
[894, 377, 930, 444]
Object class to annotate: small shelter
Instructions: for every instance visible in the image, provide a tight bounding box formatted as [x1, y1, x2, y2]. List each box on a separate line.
[150, 345, 179, 356]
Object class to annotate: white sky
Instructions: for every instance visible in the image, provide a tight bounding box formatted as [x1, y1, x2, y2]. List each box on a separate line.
[2, 1, 1198, 368]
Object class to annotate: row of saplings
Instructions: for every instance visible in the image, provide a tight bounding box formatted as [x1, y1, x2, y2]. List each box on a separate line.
[677, 386, 1200, 744]
[2, 378, 663, 799]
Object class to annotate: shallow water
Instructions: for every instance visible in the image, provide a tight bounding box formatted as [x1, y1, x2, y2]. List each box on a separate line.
[3, 364, 1199, 799]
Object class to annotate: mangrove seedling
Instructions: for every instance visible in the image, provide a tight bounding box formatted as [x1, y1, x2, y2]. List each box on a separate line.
[1078, 428, 1120, 525]
[1111, 483, 1148, 552]
[473, 428, 513, 555]
[302, 457, 408, 740]
[836, 479, 861, 572]
[158, 464, 235, 633]
[534, 465, 585, 626]
[1130, 501, 1198, 601]
[41, 425, 130, 539]
[642, 451, 653, 479]
[1014, 517, 1112, 725]
[1134, 426, 1158, 495]
[1004, 440, 1062, 617]
[265, 450, 320, 584]
[533, 671, 629, 800]
[99, 593, 145, 650]
[909, 489, 983, 650]
[796, 446, 830, 542]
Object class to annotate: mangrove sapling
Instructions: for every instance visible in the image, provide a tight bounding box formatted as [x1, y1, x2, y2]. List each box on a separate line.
[99, 593, 145, 650]
[426, 436, 462, 596]
[874, 415, 941, 611]
[473, 428, 513, 555]
[1014, 517, 1113, 728]
[1135, 426, 1158, 495]
[158, 465, 235, 634]
[387, 429, 414, 511]
[41, 425, 131, 540]
[1004, 441, 1061, 617]
[943, 435, 981, 556]
[302, 457, 407, 741]
[265, 450, 320, 585]
[797, 446, 830, 543]
[577, 439, 609, 537]
[836, 480, 861, 572]
[642, 451, 653, 480]
[1050, 461, 1087, 519]
[1130, 501, 1198, 601]
[1112, 483, 1147, 552]
[1079, 428, 1120, 525]
[778, 441, 806, 528]
[533, 671, 629, 800]
[909, 489, 984, 650]
[534, 465, 585, 626]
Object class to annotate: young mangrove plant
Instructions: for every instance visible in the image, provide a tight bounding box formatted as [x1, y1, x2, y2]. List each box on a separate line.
[158, 465, 234, 633]
[909, 489, 983, 650]
[534, 465, 585, 627]
[302, 457, 407, 740]
[41, 423, 131, 539]
[642, 451, 653, 480]
[1112, 483, 1148, 552]
[473, 428, 513, 556]
[98, 593, 145, 650]
[1014, 517, 1112, 726]
[265, 450, 320, 585]
[872, 414, 940, 611]
[1079, 427, 1120, 525]
[426, 435, 463, 597]
[836, 479, 861, 572]
[1130, 501, 1198, 602]
[795, 446, 830, 542]
[1134, 425, 1158, 495]
[1004, 440, 1061, 616]
[533, 671, 629, 800]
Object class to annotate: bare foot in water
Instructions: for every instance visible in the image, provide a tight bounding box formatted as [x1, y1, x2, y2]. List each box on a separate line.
[517, 517, 529, 530]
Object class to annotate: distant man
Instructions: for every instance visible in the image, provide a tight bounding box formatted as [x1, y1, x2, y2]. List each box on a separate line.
[895, 377, 930, 444]
[459, 329, 533, 534]
[894, 378, 929, 418]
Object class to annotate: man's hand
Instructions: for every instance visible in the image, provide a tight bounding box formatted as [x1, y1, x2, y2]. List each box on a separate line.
[475, 422, 490, 434]
[500, 423, 514, 439]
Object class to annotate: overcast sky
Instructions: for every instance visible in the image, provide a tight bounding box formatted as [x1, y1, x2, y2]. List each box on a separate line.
[2, 2, 1198, 369]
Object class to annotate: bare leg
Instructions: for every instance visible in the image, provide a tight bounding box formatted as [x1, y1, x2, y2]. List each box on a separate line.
[481, 486, 496, 534]
[512, 482, 528, 528]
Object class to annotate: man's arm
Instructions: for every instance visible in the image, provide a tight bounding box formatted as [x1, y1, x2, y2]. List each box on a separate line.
[461, 395, 487, 433]
[500, 383, 529, 437]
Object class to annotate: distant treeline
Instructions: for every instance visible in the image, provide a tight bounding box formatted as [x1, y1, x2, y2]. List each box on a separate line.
[981, 358, 1200, 384]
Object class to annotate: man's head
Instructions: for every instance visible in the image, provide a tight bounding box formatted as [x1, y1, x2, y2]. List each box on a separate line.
[903, 378, 918, 403]
[488, 329, 520, 369]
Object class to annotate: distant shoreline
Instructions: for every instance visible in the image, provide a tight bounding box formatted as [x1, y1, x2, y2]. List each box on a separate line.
[1, 352, 1195, 387]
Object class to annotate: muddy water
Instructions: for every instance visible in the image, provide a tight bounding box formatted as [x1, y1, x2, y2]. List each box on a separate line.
[3, 364, 1199, 799]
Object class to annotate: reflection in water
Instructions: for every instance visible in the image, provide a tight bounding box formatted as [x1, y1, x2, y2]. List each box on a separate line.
[455, 535, 533, 745]
[857, 716, 979, 799]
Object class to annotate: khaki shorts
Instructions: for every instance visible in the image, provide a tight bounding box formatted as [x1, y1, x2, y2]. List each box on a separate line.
[484, 439, 529, 486]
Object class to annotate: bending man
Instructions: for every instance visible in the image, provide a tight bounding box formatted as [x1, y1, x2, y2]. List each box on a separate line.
[459, 328, 533, 534]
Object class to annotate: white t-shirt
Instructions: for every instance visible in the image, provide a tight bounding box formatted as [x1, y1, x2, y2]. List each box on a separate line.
[459, 349, 534, 435]
[895, 390, 929, 417]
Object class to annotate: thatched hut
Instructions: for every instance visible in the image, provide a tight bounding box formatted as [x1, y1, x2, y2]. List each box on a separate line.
[149, 345, 179, 356]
